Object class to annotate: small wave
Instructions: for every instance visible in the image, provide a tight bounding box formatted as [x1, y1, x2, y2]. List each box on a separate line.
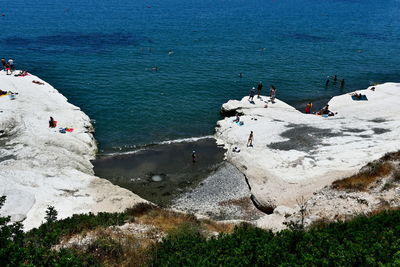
[101, 135, 214, 157]
[158, 135, 214, 145]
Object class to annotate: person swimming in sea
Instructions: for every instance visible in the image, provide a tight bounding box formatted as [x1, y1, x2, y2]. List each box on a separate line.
[340, 79, 345, 89]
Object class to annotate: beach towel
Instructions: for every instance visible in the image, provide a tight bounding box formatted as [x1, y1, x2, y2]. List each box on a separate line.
[66, 128, 74, 132]
[351, 95, 368, 101]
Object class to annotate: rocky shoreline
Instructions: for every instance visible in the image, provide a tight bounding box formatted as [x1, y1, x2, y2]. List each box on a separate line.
[1, 69, 399, 232]
[215, 83, 400, 230]
[0, 70, 146, 230]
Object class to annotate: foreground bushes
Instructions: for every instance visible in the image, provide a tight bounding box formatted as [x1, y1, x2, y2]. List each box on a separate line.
[2, 195, 400, 266]
[152, 210, 400, 266]
[0, 196, 128, 267]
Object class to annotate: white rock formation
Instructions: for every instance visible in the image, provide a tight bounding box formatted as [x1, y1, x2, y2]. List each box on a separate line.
[215, 83, 400, 217]
[0, 70, 146, 230]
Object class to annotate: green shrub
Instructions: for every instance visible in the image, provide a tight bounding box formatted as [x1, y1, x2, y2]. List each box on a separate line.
[151, 210, 400, 266]
[0, 196, 127, 266]
[87, 236, 124, 261]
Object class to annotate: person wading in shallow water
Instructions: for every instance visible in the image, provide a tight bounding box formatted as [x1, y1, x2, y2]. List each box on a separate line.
[325, 78, 330, 87]
[192, 151, 196, 163]
[247, 131, 254, 147]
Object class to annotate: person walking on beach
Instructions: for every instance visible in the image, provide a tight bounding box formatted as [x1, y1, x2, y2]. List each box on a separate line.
[340, 79, 345, 89]
[247, 131, 254, 147]
[257, 81, 263, 98]
[249, 87, 256, 101]
[305, 102, 312, 114]
[192, 151, 196, 163]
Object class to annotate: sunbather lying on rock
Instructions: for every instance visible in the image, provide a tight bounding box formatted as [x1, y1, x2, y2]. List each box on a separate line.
[14, 71, 28, 77]
[317, 105, 335, 116]
[350, 92, 363, 99]
[32, 80, 44, 85]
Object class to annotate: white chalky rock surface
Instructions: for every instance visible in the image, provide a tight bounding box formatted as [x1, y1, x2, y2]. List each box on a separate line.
[215, 83, 400, 212]
[0, 71, 146, 230]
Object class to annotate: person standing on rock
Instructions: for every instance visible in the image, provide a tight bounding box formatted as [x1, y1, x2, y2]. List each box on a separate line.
[249, 87, 256, 101]
[257, 81, 263, 98]
[247, 131, 254, 147]
[1, 58, 6, 71]
[270, 85, 277, 102]
[8, 58, 14, 72]
[305, 102, 313, 114]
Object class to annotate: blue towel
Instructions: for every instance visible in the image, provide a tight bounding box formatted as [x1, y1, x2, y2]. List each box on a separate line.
[351, 95, 368, 101]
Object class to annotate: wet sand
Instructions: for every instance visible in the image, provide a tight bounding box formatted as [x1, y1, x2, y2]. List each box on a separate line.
[93, 138, 226, 206]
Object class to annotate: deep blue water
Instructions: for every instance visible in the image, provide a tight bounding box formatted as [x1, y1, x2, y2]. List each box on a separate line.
[1, 0, 400, 153]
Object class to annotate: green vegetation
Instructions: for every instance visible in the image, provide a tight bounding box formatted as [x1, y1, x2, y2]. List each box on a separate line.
[0, 196, 128, 267]
[1, 196, 400, 266]
[151, 210, 400, 266]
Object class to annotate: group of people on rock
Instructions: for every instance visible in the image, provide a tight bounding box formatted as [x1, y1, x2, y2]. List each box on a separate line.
[248, 81, 277, 103]
[1, 58, 15, 75]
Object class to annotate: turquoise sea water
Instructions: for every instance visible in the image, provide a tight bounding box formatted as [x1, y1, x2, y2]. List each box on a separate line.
[1, 0, 400, 153]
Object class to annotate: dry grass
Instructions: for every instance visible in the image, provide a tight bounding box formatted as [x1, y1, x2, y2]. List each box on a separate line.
[368, 205, 400, 217]
[201, 219, 235, 234]
[57, 204, 236, 266]
[136, 208, 199, 232]
[135, 208, 235, 235]
[332, 161, 393, 192]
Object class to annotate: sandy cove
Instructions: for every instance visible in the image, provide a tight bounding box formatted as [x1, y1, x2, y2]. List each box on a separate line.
[215, 83, 400, 224]
[0, 70, 146, 230]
